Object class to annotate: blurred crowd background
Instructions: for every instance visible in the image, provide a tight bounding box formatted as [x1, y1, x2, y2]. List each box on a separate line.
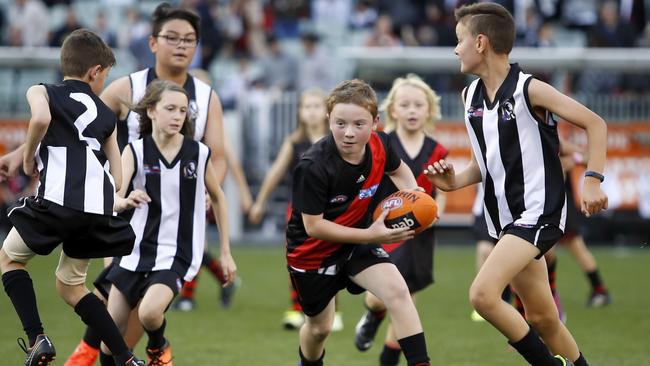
[1, 0, 649, 245]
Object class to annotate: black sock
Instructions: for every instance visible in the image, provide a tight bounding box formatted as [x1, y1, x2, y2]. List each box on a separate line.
[380, 343, 402, 366]
[99, 351, 116, 366]
[298, 347, 324, 366]
[74, 293, 130, 363]
[586, 270, 605, 292]
[573, 352, 589, 366]
[501, 286, 512, 303]
[397, 333, 429, 366]
[145, 318, 167, 349]
[509, 327, 559, 366]
[2, 270, 44, 345]
[83, 325, 102, 349]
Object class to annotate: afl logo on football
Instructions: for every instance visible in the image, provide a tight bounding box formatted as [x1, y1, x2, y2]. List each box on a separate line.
[382, 197, 403, 210]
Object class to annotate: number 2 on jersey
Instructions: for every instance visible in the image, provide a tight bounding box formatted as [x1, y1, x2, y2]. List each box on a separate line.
[70, 92, 101, 150]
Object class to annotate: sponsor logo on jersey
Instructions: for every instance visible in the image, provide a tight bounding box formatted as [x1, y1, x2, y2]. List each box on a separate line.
[467, 106, 483, 118]
[358, 184, 379, 199]
[356, 174, 366, 183]
[329, 195, 348, 203]
[143, 164, 160, 175]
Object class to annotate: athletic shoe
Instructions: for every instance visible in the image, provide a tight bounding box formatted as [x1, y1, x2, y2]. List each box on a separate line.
[124, 355, 146, 366]
[470, 309, 486, 322]
[64, 339, 99, 366]
[587, 290, 611, 307]
[220, 277, 241, 309]
[146, 340, 173, 366]
[171, 298, 195, 312]
[19, 334, 56, 366]
[332, 311, 344, 332]
[282, 310, 305, 330]
[554, 355, 574, 366]
[354, 311, 383, 351]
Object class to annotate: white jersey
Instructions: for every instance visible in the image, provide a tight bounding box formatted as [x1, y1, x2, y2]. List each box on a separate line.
[118, 136, 210, 281]
[463, 63, 567, 239]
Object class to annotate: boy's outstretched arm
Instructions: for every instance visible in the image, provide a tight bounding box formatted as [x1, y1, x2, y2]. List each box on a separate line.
[23, 85, 51, 175]
[0, 144, 26, 181]
[528, 79, 608, 216]
[424, 152, 481, 191]
[386, 160, 419, 190]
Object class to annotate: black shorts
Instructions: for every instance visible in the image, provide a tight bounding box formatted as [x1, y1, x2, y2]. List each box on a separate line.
[472, 213, 498, 244]
[387, 227, 435, 294]
[288, 244, 392, 317]
[8, 196, 135, 259]
[105, 265, 183, 309]
[502, 223, 564, 259]
[93, 260, 118, 300]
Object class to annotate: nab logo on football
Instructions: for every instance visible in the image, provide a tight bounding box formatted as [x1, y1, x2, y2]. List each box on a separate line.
[382, 197, 403, 211]
[385, 212, 421, 231]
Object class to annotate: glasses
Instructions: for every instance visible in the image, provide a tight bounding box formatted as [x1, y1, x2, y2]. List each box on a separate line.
[156, 34, 198, 47]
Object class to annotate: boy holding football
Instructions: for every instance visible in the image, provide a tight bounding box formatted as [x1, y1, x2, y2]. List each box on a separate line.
[286, 79, 431, 366]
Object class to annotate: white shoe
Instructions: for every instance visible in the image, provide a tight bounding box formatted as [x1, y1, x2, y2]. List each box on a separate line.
[332, 311, 344, 332]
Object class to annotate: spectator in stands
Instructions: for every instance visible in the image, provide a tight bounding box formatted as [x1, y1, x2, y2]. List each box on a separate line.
[297, 30, 335, 92]
[349, 0, 377, 29]
[268, 0, 309, 39]
[93, 10, 117, 48]
[260, 33, 297, 92]
[49, 6, 83, 47]
[117, 7, 150, 49]
[7, 0, 48, 47]
[185, 0, 224, 69]
[414, 1, 456, 47]
[588, 0, 636, 48]
[364, 14, 400, 47]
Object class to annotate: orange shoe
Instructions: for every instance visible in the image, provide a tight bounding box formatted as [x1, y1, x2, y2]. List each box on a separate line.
[63, 340, 98, 366]
[146, 340, 173, 366]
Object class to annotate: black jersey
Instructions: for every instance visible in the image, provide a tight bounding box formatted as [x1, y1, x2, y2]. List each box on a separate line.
[464, 63, 566, 238]
[36, 80, 117, 216]
[286, 132, 401, 270]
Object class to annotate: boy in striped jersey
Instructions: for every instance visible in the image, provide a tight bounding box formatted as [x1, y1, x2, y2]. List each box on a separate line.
[0, 29, 145, 366]
[425, 3, 608, 366]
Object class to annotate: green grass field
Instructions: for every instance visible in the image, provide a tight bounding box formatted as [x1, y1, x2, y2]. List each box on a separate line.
[1, 245, 648, 365]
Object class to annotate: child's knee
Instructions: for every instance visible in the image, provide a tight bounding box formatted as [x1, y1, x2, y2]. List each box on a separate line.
[526, 310, 560, 334]
[138, 307, 163, 329]
[469, 283, 497, 311]
[55, 279, 88, 306]
[304, 321, 332, 342]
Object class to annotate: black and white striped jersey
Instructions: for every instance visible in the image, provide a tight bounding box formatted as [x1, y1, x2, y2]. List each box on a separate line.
[116, 68, 212, 150]
[36, 80, 117, 216]
[464, 63, 566, 239]
[117, 136, 211, 281]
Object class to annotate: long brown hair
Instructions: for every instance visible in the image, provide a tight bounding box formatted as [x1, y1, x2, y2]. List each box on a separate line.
[132, 79, 194, 137]
[289, 88, 328, 144]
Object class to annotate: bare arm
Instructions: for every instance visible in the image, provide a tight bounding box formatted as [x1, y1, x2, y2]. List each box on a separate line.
[248, 138, 294, 224]
[224, 139, 253, 212]
[528, 79, 608, 215]
[204, 90, 227, 184]
[424, 152, 482, 191]
[103, 127, 122, 192]
[435, 189, 446, 216]
[302, 209, 414, 245]
[23, 85, 51, 175]
[386, 160, 419, 190]
[99, 76, 132, 119]
[0, 144, 26, 182]
[205, 159, 236, 285]
[113, 146, 150, 213]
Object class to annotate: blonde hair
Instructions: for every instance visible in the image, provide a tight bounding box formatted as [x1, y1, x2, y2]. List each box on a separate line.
[289, 88, 328, 144]
[380, 74, 441, 133]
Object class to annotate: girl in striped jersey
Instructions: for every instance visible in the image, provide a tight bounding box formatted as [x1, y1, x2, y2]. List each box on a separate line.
[247, 89, 339, 331]
[426, 3, 608, 366]
[353, 74, 448, 364]
[100, 80, 236, 366]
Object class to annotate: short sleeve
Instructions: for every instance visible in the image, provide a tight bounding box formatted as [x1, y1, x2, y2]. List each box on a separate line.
[292, 160, 329, 216]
